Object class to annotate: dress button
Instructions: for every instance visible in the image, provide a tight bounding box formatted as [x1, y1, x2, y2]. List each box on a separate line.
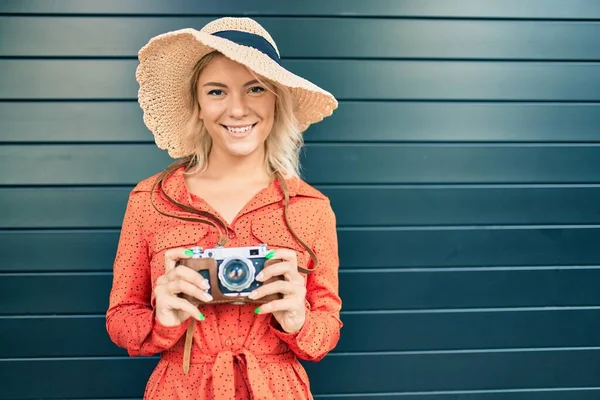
[225, 339, 233, 346]
[228, 231, 236, 239]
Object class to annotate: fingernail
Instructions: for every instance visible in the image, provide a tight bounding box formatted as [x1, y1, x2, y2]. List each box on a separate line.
[198, 313, 205, 321]
[205, 293, 213, 301]
[248, 290, 257, 299]
[256, 272, 264, 281]
[265, 250, 275, 259]
[201, 279, 210, 289]
[254, 307, 261, 314]
[184, 250, 193, 257]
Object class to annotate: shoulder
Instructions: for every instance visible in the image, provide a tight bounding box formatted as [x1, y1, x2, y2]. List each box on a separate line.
[131, 171, 163, 194]
[289, 178, 328, 202]
[287, 177, 335, 222]
[121, 172, 163, 219]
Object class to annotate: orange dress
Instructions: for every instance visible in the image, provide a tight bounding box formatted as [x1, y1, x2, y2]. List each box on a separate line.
[106, 165, 342, 400]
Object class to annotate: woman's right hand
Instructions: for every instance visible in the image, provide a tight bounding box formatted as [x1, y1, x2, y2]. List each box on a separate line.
[153, 247, 213, 326]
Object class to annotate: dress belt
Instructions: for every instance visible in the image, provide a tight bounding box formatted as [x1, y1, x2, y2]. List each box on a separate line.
[162, 349, 296, 399]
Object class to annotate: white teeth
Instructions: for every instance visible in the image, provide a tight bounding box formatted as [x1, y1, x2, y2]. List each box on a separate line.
[226, 125, 253, 133]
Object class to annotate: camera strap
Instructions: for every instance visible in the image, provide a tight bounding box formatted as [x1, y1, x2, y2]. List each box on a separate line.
[150, 159, 321, 375]
[150, 158, 230, 246]
[150, 159, 319, 273]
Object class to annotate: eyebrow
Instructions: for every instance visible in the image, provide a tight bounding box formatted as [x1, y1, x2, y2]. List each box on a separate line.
[203, 80, 260, 88]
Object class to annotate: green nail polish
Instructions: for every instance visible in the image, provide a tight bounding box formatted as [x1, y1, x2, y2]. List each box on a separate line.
[254, 307, 261, 314]
[198, 313, 205, 321]
[265, 251, 275, 259]
[184, 250, 193, 257]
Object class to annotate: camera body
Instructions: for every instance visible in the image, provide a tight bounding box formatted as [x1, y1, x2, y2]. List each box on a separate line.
[188, 244, 270, 298]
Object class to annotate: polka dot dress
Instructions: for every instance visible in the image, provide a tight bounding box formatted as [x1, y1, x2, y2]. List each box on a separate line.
[106, 166, 342, 400]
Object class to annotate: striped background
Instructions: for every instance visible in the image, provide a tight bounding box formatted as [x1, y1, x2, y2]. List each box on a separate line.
[2, 1, 600, 398]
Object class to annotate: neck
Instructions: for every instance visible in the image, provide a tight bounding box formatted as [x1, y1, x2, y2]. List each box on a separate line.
[200, 146, 271, 183]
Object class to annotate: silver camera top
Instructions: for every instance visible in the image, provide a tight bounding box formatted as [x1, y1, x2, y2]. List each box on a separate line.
[188, 244, 269, 260]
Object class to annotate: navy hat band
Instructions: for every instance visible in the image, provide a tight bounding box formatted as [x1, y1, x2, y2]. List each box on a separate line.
[212, 30, 281, 65]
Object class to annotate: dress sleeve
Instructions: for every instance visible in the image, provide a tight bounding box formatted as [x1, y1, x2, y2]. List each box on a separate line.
[105, 191, 190, 357]
[270, 202, 343, 361]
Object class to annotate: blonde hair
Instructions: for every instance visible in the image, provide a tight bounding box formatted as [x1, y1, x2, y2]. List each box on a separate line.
[183, 51, 303, 179]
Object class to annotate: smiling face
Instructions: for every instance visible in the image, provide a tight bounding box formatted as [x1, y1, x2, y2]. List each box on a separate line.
[196, 54, 277, 160]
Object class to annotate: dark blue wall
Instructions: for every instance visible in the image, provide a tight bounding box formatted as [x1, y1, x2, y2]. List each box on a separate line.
[2, 1, 600, 398]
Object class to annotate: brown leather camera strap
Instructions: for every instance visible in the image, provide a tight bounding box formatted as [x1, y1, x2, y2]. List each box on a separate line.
[277, 176, 318, 274]
[150, 160, 320, 375]
[150, 159, 230, 246]
[150, 159, 319, 273]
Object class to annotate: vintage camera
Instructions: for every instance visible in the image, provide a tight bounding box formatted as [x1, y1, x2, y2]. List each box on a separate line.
[186, 244, 271, 298]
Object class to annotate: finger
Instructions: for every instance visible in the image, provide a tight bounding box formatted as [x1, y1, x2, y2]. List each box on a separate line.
[248, 280, 304, 300]
[164, 247, 195, 273]
[257, 261, 303, 284]
[155, 274, 169, 287]
[164, 296, 206, 321]
[268, 248, 297, 263]
[167, 265, 210, 290]
[255, 298, 301, 315]
[166, 279, 213, 302]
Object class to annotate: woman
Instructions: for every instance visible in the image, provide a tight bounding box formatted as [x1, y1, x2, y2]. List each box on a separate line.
[106, 17, 341, 399]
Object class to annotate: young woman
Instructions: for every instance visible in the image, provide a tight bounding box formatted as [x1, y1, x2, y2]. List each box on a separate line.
[106, 17, 341, 399]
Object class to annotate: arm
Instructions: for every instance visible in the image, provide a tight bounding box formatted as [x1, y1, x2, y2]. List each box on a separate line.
[270, 203, 343, 361]
[105, 191, 190, 357]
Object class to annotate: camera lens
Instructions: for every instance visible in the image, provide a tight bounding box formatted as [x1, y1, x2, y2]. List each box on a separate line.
[218, 258, 255, 292]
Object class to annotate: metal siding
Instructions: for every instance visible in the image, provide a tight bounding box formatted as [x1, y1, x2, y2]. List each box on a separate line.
[1, 1, 600, 398]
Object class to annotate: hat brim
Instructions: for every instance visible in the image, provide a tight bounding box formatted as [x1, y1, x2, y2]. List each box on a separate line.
[136, 28, 338, 158]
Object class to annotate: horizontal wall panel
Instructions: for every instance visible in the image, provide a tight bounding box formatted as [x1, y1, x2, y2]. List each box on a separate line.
[342, 268, 600, 310]
[315, 391, 600, 400]
[4, 310, 600, 357]
[3, 228, 600, 272]
[0, 274, 113, 315]
[340, 228, 600, 268]
[1, 188, 129, 228]
[3, 17, 600, 60]
[0, 102, 150, 143]
[4, 269, 600, 314]
[0, 317, 124, 358]
[5, 102, 600, 143]
[16, 268, 600, 311]
[3, 60, 600, 101]
[2, 0, 600, 19]
[5, 144, 600, 185]
[0, 145, 172, 185]
[5, 186, 600, 229]
[338, 310, 600, 352]
[56, 392, 600, 400]
[4, 350, 600, 397]
[0, 232, 120, 272]
[325, 186, 600, 226]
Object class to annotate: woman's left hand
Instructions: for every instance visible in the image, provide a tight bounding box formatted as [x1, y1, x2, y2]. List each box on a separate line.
[248, 248, 306, 333]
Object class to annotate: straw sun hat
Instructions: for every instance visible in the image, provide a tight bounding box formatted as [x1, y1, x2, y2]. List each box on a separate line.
[136, 17, 339, 158]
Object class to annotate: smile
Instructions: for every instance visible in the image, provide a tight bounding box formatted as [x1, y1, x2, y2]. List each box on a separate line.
[223, 124, 256, 133]
[221, 123, 257, 137]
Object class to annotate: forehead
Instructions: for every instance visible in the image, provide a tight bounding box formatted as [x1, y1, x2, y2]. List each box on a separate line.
[199, 54, 254, 82]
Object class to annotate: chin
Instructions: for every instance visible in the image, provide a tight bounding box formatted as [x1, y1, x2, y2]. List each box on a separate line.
[225, 143, 263, 158]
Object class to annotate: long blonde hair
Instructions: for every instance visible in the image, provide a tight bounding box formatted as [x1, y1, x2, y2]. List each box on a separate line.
[182, 51, 303, 179]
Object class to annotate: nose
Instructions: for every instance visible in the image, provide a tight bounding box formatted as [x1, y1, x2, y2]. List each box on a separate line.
[227, 91, 249, 119]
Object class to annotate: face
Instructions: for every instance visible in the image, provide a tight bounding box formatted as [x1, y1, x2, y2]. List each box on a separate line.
[197, 55, 277, 159]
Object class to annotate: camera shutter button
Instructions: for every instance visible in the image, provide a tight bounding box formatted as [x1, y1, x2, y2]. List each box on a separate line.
[228, 231, 236, 239]
[225, 339, 233, 346]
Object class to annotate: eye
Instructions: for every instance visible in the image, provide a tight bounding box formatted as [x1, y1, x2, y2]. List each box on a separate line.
[208, 89, 224, 96]
[249, 86, 265, 94]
